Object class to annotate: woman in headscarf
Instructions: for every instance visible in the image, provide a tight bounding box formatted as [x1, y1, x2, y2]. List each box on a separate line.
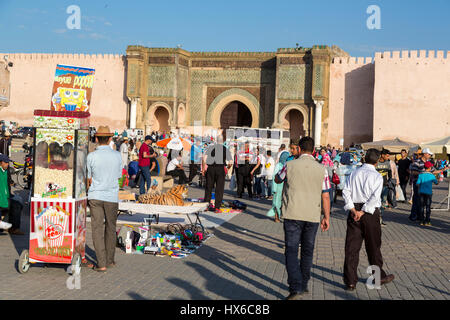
[267, 151, 290, 222]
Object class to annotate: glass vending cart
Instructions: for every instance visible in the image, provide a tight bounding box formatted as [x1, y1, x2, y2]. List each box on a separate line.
[18, 110, 90, 274]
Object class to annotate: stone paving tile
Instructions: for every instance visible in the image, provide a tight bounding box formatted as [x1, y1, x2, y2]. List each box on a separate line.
[1, 179, 449, 300]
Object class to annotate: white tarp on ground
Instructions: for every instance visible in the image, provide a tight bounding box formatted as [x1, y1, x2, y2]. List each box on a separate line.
[114, 201, 241, 229]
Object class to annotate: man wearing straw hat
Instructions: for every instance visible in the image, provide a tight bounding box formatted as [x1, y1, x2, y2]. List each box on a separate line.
[86, 126, 122, 272]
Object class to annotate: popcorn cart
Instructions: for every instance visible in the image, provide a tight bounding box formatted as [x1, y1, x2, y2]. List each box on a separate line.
[18, 110, 90, 274]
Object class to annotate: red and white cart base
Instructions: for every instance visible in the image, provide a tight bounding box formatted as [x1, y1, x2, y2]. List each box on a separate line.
[18, 197, 87, 274]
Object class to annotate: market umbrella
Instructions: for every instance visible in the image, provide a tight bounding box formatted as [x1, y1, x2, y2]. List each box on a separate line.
[156, 137, 191, 151]
[361, 137, 419, 153]
[419, 135, 450, 154]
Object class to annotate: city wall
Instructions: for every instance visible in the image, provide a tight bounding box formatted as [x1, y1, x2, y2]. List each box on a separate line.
[373, 50, 450, 143]
[0, 53, 128, 131]
[328, 56, 374, 148]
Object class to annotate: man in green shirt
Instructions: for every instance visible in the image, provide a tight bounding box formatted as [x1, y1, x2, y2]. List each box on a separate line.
[0, 154, 13, 232]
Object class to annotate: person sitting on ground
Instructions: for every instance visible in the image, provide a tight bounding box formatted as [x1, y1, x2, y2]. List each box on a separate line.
[166, 150, 188, 184]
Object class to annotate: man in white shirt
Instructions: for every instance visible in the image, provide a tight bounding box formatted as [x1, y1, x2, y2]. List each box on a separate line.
[342, 148, 395, 291]
[119, 137, 129, 169]
[166, 151, 188, 184]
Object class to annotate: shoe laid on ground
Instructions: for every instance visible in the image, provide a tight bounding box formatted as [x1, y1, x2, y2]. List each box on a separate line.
[420, 222, 425, 226]
[380, 274, 395, 285]
[426, 222, 432, 226]
[345, 284, 356, 291]
[285, 291, 304, 300]
[8, 228, 24, 235]
[381, 220, 387, 226]
[0, 221, 12, 230]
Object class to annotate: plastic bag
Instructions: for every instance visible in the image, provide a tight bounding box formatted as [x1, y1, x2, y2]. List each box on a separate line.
[395, 185, 405, 202]
[229, 175, 236, 190]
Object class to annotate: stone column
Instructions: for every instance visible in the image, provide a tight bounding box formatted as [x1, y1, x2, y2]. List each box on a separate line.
[129, 97, 139, 129]
[313, 100, 324, 147]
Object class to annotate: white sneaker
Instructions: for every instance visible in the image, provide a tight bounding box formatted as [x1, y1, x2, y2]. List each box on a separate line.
[0, 221, 12, 230]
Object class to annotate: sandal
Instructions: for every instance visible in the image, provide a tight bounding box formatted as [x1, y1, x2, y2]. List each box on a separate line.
[81, 259, 95, 269]
[93, 266, 107, 273]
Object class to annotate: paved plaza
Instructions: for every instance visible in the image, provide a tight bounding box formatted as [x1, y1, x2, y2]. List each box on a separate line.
[0, 166, 449, 300]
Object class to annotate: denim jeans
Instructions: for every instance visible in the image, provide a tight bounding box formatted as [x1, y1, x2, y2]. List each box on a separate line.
[284, 219, 319, 293]
[265, 179, 272, 197]
[139, 165, 152, 195]
[253, 177, 263, 196]
[409, 183, 421, 221]
[420, 193, 432, 223]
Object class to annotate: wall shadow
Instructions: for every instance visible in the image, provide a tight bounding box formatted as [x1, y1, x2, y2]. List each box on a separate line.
[343, 64, 374, 148]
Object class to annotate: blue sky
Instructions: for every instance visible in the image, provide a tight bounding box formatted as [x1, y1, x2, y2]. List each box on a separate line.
[1, 0, 449, 56]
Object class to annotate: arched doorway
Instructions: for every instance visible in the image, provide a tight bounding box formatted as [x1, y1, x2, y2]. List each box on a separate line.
[154, 106, 170, 132]
[283, 109, 305, 142]
[220, 101, 253, 130]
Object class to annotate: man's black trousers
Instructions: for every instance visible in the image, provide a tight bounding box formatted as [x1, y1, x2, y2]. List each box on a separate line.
[237, 164, 252, 198]
[204, 165, 225, 210]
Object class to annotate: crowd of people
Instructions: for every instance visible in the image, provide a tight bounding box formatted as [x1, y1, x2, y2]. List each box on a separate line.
[102, 129, 449, 229]
[0, 124, 448, 295]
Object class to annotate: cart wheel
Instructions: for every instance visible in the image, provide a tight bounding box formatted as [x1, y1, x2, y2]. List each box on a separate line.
[69, 253, 81, 275]
[18, 250, 30, 274]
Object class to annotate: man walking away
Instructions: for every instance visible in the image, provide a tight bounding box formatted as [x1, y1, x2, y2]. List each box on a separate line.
[86, 126, 122, 272]
[203, 142, 232, 212]
[275, 137, 331, 300]
[397, 149, 412, 202]
[342, 148, 395, 291]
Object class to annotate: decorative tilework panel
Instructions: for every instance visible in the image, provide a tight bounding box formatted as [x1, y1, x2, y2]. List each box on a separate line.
[177, 67, 188, 100]
[277, 65, 307, 100]
[147, 65, 175, 97]
[313, 64, 324, 97]
[127, 64, 139, 95]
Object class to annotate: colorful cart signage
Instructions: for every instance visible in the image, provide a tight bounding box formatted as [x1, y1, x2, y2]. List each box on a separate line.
[51, 65, 95, 112]
[29, 199, 87, 264]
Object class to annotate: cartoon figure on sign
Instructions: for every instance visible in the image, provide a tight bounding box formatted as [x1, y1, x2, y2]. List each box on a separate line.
[52, 87, 89, 111]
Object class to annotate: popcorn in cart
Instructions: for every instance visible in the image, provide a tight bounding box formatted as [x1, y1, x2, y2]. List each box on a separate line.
[18, 110, 90, 274]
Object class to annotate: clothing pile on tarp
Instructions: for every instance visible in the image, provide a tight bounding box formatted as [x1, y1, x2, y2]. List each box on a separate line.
[188, 197, 246, 213]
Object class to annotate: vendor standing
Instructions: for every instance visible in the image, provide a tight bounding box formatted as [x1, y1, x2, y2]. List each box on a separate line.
[138, 135, 156, 195]
[86, 126, 122, 272]
[203, 142, 232, 212]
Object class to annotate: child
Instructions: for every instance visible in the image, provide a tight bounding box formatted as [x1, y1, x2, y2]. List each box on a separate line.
[264, 150, 275, 200]
[416, 161, 438, 226]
